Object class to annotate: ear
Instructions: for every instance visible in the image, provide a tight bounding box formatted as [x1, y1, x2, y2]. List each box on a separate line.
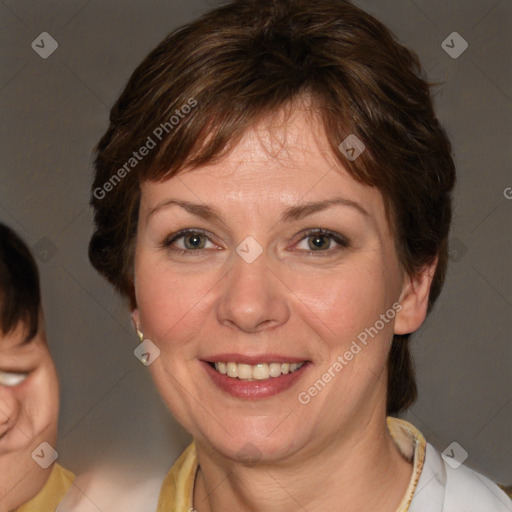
[394, 257, 438, 335]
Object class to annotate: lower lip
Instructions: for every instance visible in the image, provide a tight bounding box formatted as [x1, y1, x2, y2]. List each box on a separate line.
[201, 361, 310, 400]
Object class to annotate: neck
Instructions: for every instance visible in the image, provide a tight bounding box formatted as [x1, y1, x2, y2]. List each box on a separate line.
[193, 413, 413, 512]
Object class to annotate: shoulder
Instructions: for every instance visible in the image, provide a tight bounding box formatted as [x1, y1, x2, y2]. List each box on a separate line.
[157, 442, 198, 512]
[55, 463, 163, 512]
[410, 442, 512, 512]
[442, 456, 512, 512]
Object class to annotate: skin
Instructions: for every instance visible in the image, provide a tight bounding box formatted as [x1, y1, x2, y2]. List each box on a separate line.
[132, 104, 436, 512]
[0, 315, 59, 512]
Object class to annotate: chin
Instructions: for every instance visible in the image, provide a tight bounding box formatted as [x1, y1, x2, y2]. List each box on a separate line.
[199, 420, 307, 465]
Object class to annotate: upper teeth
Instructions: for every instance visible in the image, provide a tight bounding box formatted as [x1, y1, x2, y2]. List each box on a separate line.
[214, 362, 305, 381]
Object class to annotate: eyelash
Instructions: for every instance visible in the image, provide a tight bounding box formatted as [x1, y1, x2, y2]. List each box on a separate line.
[161, 228, 350, 256]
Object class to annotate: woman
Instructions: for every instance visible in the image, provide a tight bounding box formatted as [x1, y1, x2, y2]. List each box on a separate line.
[88, 0, 511, 510]
[0, 223, 75, 512]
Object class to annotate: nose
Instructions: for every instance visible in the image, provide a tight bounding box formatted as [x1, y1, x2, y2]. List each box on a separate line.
[217, 248, 290, 333]
[0, 390, 20, 438]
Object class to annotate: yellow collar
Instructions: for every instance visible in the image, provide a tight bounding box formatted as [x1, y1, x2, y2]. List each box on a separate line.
[157, 416, 426, 511]
[14, 463, 75, 512]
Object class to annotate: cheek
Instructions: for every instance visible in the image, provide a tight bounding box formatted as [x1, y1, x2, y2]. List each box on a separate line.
[20, 364, 59, 436]
[136, 262, 219, 346]
[291, 264, 391, 337]
[288, 263, 399, 395]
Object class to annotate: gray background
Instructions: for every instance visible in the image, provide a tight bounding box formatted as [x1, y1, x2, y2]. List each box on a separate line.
[0, 0, 510, 500]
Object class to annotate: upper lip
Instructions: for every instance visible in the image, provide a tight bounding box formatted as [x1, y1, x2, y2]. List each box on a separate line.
[202, 353, 309, 365]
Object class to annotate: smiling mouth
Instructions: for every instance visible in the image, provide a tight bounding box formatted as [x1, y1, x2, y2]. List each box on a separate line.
[208, 361, 306, 381]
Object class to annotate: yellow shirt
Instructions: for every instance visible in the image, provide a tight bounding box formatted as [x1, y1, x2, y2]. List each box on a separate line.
[157, 417, 426, 512]
[14, 464, 75, 512]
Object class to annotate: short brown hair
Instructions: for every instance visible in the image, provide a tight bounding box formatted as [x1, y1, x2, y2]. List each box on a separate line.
[0, 223, 41, 341]
[89, 0, 456, 414]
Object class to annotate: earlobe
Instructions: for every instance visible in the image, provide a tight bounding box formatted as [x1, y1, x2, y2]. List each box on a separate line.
[394, 258, 437, 335]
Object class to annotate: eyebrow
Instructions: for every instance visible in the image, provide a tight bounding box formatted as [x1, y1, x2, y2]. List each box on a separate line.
[146, 197, 369, 224]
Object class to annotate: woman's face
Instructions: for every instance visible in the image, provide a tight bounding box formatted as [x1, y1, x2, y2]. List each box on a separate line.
[0, 318, 59, 511]
[133, 106, 430, 464]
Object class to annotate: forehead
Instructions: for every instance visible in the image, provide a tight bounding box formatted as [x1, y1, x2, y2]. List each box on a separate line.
[142, 106, 386, 221]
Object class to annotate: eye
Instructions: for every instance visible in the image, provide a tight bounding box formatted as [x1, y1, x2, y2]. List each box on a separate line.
[0, 370, 29, 387]
[294, 229, 350, 253]
[162, 229, 218, 253]
[161, 228, 349, 255]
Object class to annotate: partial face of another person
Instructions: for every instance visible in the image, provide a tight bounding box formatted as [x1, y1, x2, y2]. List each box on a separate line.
[0, 317, 59, 512]
[132, 105, 432, 464]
